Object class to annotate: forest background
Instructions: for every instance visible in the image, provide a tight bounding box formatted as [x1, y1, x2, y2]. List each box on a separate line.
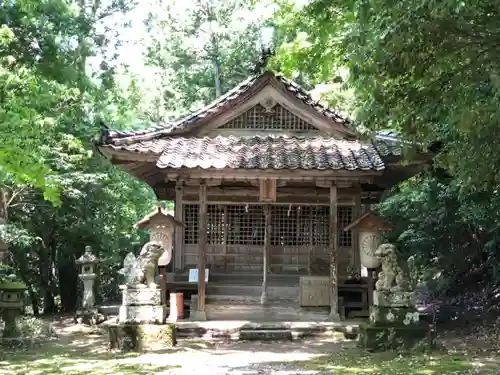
[1, 0, 498, 316]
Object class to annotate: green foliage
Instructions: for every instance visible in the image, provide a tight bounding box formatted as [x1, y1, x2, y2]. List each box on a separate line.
[271, 0, 500, 299]
[140, 0, 266, 120]
[0, 0, 156, 314]
[272, 0, 500, 194]
[377, 172, 500, 296]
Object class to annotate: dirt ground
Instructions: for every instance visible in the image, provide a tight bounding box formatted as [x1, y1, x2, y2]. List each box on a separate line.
[1, 316, 499, 375]
[50, 316, 345, 374]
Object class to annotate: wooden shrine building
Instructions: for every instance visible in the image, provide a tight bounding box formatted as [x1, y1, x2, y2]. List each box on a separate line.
[97, 70, 430, 321]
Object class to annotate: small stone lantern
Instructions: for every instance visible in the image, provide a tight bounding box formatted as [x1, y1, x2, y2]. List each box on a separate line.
[75, 245, 99, 324]
[0, 279, 27, 338]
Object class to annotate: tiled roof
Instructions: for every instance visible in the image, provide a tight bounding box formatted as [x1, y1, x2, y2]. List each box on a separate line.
[105, 135, 401, 171]
[102, 71, 353, 145]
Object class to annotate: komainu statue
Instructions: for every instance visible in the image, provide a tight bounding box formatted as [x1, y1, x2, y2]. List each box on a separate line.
[374, 243, 418, 292]
[118, 242, 166, 288]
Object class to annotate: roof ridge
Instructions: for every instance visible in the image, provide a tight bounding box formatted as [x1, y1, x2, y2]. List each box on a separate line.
[184, 134, 364, 144]
[100, 70, 354, 145]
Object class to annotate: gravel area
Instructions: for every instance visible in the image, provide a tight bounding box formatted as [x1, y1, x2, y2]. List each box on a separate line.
[138, 339, 342, 375]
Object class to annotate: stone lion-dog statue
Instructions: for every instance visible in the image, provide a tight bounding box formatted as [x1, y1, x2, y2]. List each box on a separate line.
[120, 242, 166, 288]
[374, 243, 417, 292]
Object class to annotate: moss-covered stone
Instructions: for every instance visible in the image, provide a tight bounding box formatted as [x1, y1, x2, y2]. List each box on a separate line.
[369, 306, 420, 326]
[358, 323, 437, 352]
[108, 323, 176, 352]
[0, 281, 27, 290]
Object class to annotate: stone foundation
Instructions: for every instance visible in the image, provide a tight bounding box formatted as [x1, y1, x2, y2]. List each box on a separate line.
[108, 323, 176, 352]
[358, 323, 437, 351]
[359, 290, 435, 352]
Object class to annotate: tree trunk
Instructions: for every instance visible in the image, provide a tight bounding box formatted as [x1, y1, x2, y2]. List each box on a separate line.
[27, 284, 40, 316]
[213, 54, 222, 98]
[0, 188, 8, 264]
[58, 258, 78, 312]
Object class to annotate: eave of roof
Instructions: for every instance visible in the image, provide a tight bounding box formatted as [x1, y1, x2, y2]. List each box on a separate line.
[101, 134, 402, 172]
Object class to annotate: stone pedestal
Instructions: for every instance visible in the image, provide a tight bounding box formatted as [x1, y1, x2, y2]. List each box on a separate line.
[118, 285, 166, 324]
[359, 291, 436, 352]
[373, 290, 416, 307]
[108, 323, 176, 351]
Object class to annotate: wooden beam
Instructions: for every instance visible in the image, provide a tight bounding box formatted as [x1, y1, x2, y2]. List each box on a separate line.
[193, 183, 208, 321]
[180, 185, 368, 197]
[163, 167, 382, 181]
[329, 184, 340, 321]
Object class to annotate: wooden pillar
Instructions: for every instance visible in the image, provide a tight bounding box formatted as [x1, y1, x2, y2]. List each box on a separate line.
[329, 184, 340, 321]
[223, 205, 228, 272]
[261, 205, 270, 305]
[194, 183, 207, 320]
[352, 184, 362, 275]
[174, 184, 184, 272]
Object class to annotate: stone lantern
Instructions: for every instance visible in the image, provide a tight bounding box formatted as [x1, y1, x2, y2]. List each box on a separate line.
[75, 245, 99, 324]
[0, 279, 27, 338]
[344, 211, 392, 270]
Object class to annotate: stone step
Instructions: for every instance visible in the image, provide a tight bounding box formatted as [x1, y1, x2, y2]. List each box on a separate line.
[175, 321, 360, 341]
[239, 329, 293, 341]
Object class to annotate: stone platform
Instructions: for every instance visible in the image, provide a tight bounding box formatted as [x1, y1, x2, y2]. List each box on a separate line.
[175, 320, 361, 341]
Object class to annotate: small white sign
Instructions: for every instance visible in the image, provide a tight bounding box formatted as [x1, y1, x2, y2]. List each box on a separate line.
[188, 268, 209, 283]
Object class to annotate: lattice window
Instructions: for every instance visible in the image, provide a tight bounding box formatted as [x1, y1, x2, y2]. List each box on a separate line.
[183, 203, 351, 248]
[270, 206, 298, 246]
[227, 205, 264, 245]
[207, 205, 225, 245]
[183, 204, 199, 244]
[220, 104, 318, 131]
[338, 206, 353, 247]
[270, 206, 330, 246]
[311, 206, 330, 246]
